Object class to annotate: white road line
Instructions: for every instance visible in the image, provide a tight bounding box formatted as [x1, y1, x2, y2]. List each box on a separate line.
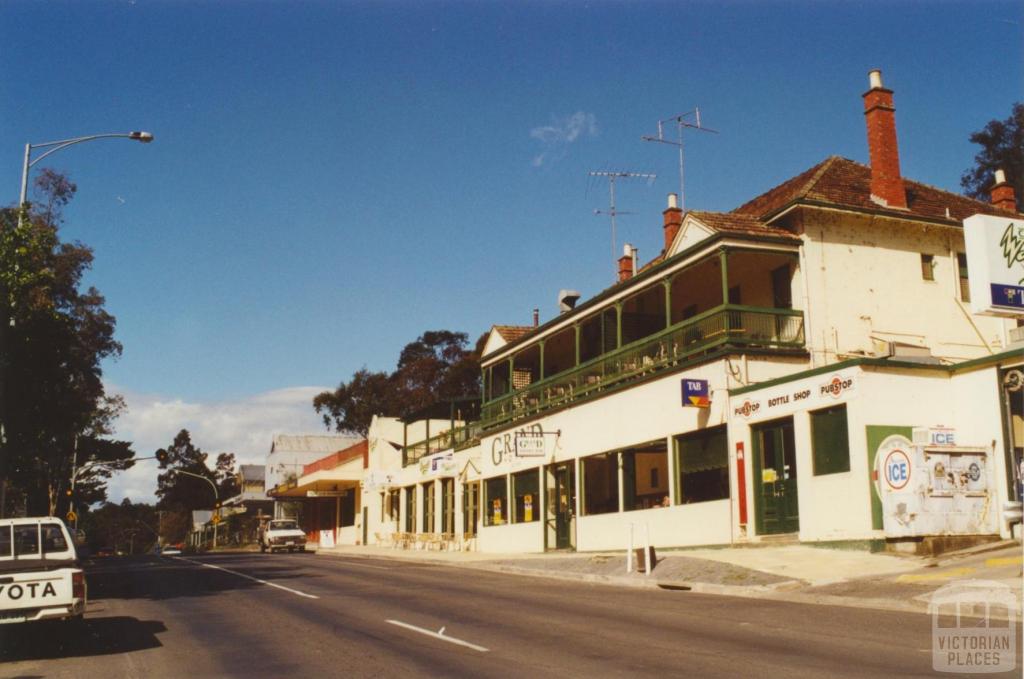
[175, 556, 320, 599]
[385, 619, 489, 653]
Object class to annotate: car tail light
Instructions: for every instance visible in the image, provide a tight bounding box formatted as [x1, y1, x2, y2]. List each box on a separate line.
[72, 571, 86, 599]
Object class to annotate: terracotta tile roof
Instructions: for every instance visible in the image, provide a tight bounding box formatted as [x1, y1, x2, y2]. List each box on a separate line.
[687, 211, 800, 240]
[634, 211, 797, 275]
[733, 156, 1015, 223]
[493, 325, 534, 342]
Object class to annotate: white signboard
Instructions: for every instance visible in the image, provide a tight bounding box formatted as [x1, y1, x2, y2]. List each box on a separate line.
[963, 214, 1024, 317]
[515, 431, 546, 457]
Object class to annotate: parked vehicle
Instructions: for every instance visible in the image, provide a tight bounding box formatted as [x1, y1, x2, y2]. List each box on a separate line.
[259, 519, 307, 553]
[0, 517, 86, 625]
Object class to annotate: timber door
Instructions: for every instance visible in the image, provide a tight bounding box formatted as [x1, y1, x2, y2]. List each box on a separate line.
[545, 462, 576, 550]
[753, 417, 800, 535]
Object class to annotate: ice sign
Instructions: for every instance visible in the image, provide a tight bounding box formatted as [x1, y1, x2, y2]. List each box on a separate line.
[883, 449, 911, 490]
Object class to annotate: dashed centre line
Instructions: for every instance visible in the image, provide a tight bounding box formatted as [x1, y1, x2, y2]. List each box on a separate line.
[175, 556, 320, 599]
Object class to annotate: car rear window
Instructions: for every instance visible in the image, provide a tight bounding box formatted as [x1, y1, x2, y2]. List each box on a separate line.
[0, 526, 10, 558]
[41, 524, 68, 554]
[14, 525, 39, 557]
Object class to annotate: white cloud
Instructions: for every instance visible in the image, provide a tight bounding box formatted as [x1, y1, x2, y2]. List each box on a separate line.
[102, 384, 332, 504]
[530, 111, 598, 166]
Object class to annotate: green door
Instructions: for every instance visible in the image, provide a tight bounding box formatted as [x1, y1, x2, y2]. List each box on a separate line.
[546, 462, 576, 550]
[753, 418, 800, 535]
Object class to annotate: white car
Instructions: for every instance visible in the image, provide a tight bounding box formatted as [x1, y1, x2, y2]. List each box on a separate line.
[0, 517, 86, 625]
[259, 519, 307, 554]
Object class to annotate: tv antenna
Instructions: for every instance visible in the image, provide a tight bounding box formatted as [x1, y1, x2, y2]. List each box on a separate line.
[642, 107, 717, 212]
[588, 170, 656, 277]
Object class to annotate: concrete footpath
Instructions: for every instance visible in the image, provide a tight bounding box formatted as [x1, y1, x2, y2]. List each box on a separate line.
[316, 539, 1023, 618]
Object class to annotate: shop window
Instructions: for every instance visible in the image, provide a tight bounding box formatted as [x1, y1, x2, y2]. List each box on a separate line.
[388, 490, 400, 522]
[675, 426, 730, 503]
[582, 452, 619, 515]
[484, 476, 508, 526]
[811, 404, 851, 475]
[957, 253, 970, 303]
[921, 253, 935, 281]
[512, 469, 540, 523]
[340, 491, 356, 527]
[622, 440, 670, 511]
[422, 481, 436, 532]
[404, 486, 416, 533]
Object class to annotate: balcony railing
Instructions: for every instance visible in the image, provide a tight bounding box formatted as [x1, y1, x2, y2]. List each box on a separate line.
[404, 421, 483, 467]
[480, 305, 805, 432]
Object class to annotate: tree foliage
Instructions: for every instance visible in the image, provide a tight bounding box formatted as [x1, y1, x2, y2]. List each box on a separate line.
[0, 171, 133, 517]
[961, 102, 1024, 211]
[83, 498, 159, 554]
[154, 429, 238, 542]
[314, 330, 486, 436]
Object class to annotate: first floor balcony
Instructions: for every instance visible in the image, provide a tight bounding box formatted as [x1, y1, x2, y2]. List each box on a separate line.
[480, 304, 805, 432]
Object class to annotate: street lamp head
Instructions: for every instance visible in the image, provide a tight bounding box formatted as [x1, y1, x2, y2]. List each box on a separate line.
[129, 131, 154, 143]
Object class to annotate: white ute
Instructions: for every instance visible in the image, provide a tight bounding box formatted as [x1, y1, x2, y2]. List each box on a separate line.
[259, 519, 307, 553]
[0, 517, 86, 625]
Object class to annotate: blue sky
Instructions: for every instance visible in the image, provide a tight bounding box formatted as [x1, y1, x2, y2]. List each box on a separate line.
[2, 1, 1020, 501]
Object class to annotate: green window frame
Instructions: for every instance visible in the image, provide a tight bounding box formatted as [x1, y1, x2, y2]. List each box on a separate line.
[441, 479, 455, 534]
[675, 426, 730, 504]
[512, 469, 540, 523]
[422, 481, 435, 532]
[463, 482, 479, 537]
[811, 404, 851, 475]
[484, 475, 508, 526]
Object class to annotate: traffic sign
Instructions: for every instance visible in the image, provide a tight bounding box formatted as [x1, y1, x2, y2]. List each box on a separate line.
[211, 514, 221, 525]
[66, 510, 77, 523]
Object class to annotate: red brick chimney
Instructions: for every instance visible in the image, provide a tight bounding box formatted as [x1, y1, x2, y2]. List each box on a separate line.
[990, 169, 1018, 212]
[863, 69, 907, 209]
[618, 243, 634, 282]
[663, 193, 683, 251]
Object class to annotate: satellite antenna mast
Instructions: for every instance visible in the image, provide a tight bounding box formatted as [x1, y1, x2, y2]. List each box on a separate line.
[588, 170, 656, 277]
[642, 107, 717, 212]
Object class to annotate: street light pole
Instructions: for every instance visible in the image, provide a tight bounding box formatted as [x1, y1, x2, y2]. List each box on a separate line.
[173, 470, 220, 549]
[0, 130, 154, 519]
[18, 131, 154, 226]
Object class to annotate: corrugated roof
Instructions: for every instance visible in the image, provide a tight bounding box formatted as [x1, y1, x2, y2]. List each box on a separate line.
[270, 434, 362, 454]
[303, 440, 368, 476]
[733, 156, 1015, 223]
[239, 464, 265, 482]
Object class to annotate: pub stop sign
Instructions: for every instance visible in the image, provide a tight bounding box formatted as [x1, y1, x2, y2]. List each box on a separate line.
[682, 379, 710, 408]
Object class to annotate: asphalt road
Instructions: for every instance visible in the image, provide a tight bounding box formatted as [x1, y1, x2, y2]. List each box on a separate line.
[1, 551, 1020, 678]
